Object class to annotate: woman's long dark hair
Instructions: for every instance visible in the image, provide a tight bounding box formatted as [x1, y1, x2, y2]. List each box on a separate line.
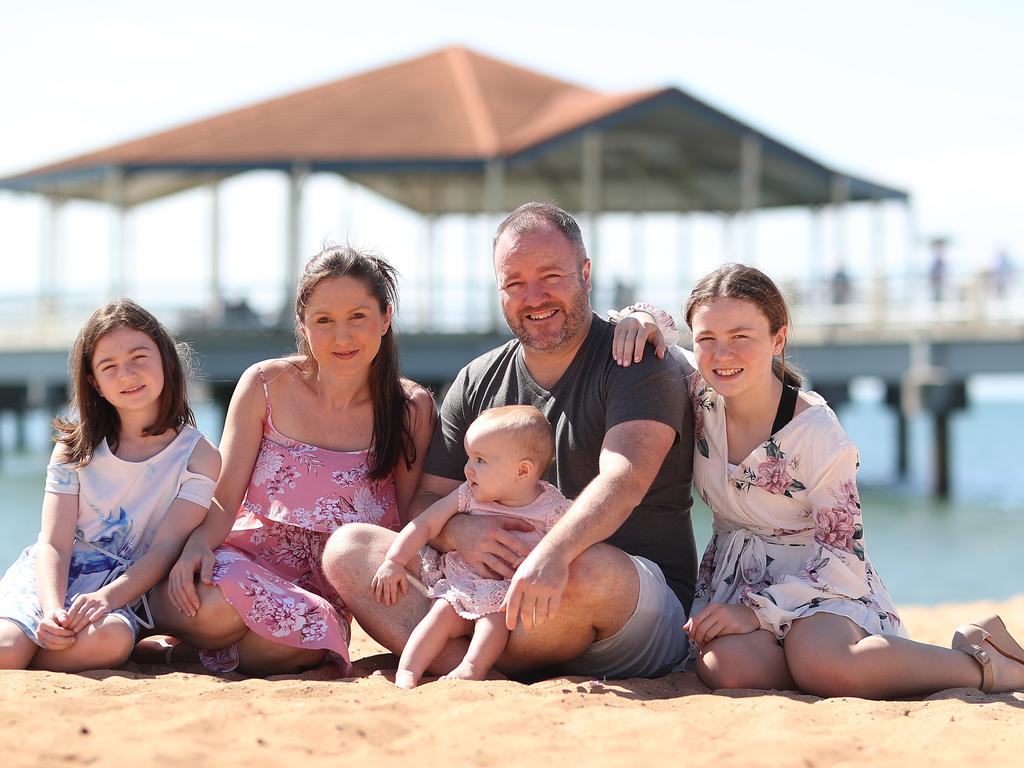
[684, 263, 804, 388]
[54, 299, 195, 466]
[294, 246, 415, 481]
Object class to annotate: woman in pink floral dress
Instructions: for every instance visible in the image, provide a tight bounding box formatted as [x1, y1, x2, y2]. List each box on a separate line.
[614, 264, 1024, 697]
[149, 247, 435, 676]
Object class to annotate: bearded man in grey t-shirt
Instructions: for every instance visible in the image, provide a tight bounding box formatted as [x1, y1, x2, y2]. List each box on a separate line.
[323, 202, 696, 679]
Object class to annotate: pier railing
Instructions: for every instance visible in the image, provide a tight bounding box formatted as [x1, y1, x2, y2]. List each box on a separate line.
[0, 269, 1021, 350]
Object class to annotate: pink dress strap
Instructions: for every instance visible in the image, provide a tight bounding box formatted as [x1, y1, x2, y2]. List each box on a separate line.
[255, 367, 273, 421]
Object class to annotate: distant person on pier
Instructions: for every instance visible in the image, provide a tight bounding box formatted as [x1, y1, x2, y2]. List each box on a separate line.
[614, 263, 1024, 696]
[928, 238, 948, 302]
[148, 247, 435, 676]
[0, 300, 220, 672]
[991, 250, 1013, 299]
[830, 264, 851, 305]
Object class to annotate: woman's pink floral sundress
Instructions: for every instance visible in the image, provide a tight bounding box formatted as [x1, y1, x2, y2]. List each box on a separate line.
[202, 369, 399, 674]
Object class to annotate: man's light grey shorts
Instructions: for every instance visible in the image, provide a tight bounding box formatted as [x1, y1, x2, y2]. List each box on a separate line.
[557, 555, 688, 679]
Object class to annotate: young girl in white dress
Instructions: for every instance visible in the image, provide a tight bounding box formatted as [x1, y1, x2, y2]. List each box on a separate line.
[0, 300, 220, 672]
[613, 264, 1024, 697]
[372, 405, 569, 688]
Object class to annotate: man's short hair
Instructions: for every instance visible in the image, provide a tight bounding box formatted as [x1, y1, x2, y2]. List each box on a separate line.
[492, 202, 587, 264]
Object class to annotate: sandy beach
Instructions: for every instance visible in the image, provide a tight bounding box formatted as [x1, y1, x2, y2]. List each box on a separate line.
[2, 595, 1022, 768]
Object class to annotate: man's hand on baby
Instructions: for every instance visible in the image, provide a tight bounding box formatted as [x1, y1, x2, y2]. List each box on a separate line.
[371, 560, 408, 606]
[449, 514, 535, 579]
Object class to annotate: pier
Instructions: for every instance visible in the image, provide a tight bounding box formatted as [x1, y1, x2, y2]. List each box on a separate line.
[1, 269, 1021, 499]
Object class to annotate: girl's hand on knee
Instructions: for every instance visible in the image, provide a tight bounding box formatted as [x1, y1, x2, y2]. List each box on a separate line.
[371, 560, 408, 607]
[37, 610, 76, 650]
[64, 591, 113, 633]
[168, 544, 215, 617]
[683, 603, 759, 647]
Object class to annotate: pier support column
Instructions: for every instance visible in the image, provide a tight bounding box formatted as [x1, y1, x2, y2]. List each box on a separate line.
[920, 381, 967, 499]
[211, 381, 238, 428]
[885, 382, 909, 480]
[812, 382, 850, 412]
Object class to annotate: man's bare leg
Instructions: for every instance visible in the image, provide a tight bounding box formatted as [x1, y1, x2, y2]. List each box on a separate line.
[498, 543, 639, 675]
[323, 525, 640, 678]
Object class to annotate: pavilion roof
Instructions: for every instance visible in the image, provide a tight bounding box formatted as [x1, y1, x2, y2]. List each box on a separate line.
[0, 46, 906, 212]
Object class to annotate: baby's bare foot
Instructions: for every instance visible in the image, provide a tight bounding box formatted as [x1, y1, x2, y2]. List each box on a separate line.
[394, 670, 418, 689]
[442, 661, 489, 681]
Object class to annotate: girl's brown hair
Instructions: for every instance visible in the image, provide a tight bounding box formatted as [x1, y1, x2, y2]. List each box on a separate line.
[684, 263, 804, 388]
[294, 245, 416, 481]
[54, 299, 195, 466]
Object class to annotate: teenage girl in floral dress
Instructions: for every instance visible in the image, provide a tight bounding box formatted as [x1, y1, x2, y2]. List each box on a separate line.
[614, 263, 1024, 697]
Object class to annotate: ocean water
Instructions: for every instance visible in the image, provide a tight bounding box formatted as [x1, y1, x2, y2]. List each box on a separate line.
[1, 399, 1021, 606]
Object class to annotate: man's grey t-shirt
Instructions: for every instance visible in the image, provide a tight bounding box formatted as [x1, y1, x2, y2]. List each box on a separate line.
[424, 314, 697, 610]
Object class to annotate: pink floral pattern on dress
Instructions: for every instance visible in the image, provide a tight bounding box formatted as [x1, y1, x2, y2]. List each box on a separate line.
[202, 371, 398, 675]
[734, 438, 807, 498]
[756, 456, 793, 494]
[814, 477, 865, 559]
[689, 375, 716, 459]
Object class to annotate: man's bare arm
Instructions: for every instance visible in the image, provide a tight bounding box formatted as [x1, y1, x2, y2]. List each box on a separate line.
[502, 419, 676, 630]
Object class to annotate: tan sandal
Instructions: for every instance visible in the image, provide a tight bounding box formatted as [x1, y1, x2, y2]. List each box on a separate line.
[951, 614, 1024, 693]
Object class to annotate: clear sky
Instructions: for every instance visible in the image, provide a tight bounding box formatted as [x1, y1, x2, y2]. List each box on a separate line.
[1, 0, 1021, 317]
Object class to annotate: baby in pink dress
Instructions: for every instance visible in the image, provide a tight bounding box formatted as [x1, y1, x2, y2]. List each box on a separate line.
[372, 405, 568, 688]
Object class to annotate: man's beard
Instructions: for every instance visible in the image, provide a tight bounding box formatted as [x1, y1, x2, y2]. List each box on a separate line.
[505, 286, 591, 352]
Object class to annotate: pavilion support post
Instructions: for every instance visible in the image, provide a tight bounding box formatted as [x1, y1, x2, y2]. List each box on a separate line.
[677, 212, 692, 305]
[284, 164, 309, 319]
[870, 199, 886, 325]
[723, 213, 737, 262]
[41, 195, 63, 318]
[581, 129, 603, 274]
[809, 206, 825, 302]
[484, 157, 506, 332]
[739, 133, 762, 264]
[903, 200, 917, 306]
[208, 181, 223, 320]
[104, 167, 128, 298]
[831, 174, 850, 296]
[418, 214, 436, 331]
[337, 174, 353, 243]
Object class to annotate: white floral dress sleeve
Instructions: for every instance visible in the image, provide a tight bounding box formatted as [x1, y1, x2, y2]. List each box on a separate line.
[607, 303, 680, 346]
[739, 441, 883, 638]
